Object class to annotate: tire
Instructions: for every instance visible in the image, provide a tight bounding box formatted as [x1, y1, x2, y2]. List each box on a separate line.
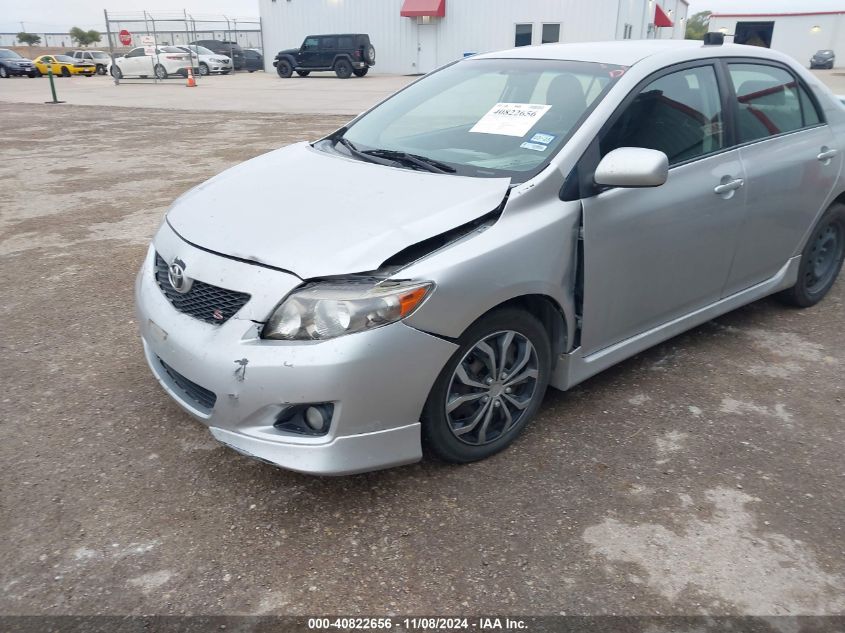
[0, 66, 8, 79]
[421, 308, 551, 464]
[295, 70, 310, 77]
[96, 64, 106, 75]
[198, 62, 209, 76]
[778, 203, 845, 308]
[27, 72, 36, 78]
[334, 59, 352, 79]
[34, 68, 42, 77]
[353, 68, 368, 77]
[154, 64, 168, 80]
[276, 59, 292, 78]
[364, 45, 376, 65]
[61, 67, 71, 77]
[248, 70, 255, 73]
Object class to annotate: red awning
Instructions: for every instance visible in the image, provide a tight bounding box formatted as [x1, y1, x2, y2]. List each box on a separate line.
[654, 4, 674, 27]
[401, 0, 446, 18]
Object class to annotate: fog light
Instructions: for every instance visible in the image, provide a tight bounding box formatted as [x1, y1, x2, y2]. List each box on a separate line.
[305, 406, 327, 431]
[273, 403, 334, 436]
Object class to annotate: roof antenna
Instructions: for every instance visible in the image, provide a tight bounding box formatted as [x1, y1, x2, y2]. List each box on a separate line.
[703, 32, 725, 46]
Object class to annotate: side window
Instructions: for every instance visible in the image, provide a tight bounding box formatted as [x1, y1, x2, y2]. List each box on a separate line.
[303, 38, 319, 50]
[799, 84, 822, 126]
[601, 65, 724, 166]
[515, 24, 532, 47]
[728, 63, 802, 142]
[127, 48, 144, 58]
[321, 37, 337, 50]
[338, 37, 353, 49]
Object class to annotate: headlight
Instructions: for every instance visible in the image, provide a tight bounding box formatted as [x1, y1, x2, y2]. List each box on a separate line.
[263, 279, 433, 341]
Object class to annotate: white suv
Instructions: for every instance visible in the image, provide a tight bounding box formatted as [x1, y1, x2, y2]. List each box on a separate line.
[68, 50, 112, 75]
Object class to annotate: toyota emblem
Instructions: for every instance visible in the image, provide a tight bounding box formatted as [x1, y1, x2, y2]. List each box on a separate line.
[167, 257, 193, 294]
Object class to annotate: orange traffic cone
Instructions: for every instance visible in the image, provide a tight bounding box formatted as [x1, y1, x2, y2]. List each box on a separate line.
[186, 66, 196, 87]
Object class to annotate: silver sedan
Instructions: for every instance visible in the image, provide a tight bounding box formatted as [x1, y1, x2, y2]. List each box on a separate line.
[136, 39, 845, 474]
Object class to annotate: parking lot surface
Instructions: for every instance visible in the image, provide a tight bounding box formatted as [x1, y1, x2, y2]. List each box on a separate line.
[0, 71, 414, 115]
[1, 102, 844, 618]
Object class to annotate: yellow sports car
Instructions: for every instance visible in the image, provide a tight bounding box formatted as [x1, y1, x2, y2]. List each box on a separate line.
[33, 55, 96, 77]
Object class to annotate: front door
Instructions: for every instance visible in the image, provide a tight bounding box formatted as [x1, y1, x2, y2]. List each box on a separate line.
[299, 37, 319, 68]
[721, 61, 844, 295]
[579, 63, 746, 354]
[417, 23, 437, 74]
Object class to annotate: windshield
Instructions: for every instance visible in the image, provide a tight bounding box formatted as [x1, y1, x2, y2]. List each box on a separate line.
[192, 46, 215, 55]
[56, 55, 75, 62]
[91, 51, 110, 58]
[337, 58, 624, 181]
[0, 49, 22, 59]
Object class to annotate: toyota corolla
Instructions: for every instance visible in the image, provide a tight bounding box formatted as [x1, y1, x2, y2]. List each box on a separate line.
[136, 39, 845, 475]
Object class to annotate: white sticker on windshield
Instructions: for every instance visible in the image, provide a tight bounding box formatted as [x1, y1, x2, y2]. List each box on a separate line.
[520, 142, 548, 152]
[470, 103, 552, 137]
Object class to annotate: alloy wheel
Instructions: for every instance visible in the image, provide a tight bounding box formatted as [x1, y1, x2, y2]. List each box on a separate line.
[445, 330, 540, 446]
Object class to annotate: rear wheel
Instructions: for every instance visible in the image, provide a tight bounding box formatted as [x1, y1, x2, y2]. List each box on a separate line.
[334, 59, 352, 79]
[60, 66, 71, 77]
[154, 64, 168, 80]
[295, 70, 310, 77]
[276, 59, 292, 78]
[422, 308, 551, 464]
[778, 203, 845, 307]
[352, 68, 368, 77]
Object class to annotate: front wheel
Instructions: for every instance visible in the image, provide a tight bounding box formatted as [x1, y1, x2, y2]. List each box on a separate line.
[0, 66, 8, 79]
[154, 64, 168, 80]
[276, 59, 292, 78]
[60, 66, 71, 77]
[96, 64, 107, 75]
[352, 68, 368, 77]
[422, 308, 551, 464]
[111, 65, 123, 79]
[334, 59, 352, 79]
[198, 62, 209, 76]
[778, 203, 845, 307]
[27, 71, 37, 78]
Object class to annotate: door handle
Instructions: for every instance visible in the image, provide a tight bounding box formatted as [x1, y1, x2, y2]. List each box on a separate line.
[714, 178, 744, 195]
[818, 148, 839, 162]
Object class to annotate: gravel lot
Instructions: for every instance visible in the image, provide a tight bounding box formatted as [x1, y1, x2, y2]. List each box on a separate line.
[1, 102, 844, 620]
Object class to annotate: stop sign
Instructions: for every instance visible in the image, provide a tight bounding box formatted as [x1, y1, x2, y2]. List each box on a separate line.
[118, 29, 132, 46]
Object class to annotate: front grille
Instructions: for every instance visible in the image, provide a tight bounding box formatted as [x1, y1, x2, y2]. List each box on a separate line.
[158, 357, 217, 411]
[154, 253, 250, 325]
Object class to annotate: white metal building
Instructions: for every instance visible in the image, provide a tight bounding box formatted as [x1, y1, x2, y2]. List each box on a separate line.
[709, 8, 844, 68]
[258, 0, 689, 75]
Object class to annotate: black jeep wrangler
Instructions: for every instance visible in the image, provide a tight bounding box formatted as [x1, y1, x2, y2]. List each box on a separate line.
[274, 34, 375, 79]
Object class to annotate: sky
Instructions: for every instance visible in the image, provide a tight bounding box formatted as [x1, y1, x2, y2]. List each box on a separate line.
[0, 1, 261, 33]
[2, 0, 842, 33]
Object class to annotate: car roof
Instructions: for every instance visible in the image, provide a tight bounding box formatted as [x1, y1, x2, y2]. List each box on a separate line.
[305, 34, 367, 38]
[474, 40, 779, 67]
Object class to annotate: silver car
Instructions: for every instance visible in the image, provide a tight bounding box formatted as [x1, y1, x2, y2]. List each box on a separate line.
[136, 40, 845, 475]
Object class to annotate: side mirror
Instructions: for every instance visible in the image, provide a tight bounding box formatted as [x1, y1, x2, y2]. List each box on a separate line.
[594, 147, 669, 188]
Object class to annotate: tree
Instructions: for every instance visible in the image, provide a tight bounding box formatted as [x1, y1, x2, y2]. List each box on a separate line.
[69, 27, 102, 47]
[685, 10, 711, 40]
[16, 32, 42, 46]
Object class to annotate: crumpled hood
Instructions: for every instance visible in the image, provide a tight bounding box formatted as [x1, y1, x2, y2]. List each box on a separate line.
[166, 142, 510, 279]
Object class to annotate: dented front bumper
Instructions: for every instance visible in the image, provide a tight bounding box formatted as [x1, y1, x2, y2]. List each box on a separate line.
[134, 224, 458, 475]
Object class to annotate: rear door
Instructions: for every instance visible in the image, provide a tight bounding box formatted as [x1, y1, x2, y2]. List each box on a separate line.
[318, 37, 337, 68]
[579, 62, 747, 354]
[721, 61, 843, 295]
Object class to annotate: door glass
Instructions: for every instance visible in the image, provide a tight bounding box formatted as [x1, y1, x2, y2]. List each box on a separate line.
[728, 64, 803, 142]
[321, 38, 336, 50]
[515, 24, 532, 47]
[542, 24, 560, 44]
[338, 37, 353, 49]
[303, 38, 318, 50]
[799, 85, 822, 126]
[601, 65, 724, 165]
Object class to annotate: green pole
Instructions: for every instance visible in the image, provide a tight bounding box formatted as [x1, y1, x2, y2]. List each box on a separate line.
[45, 68, 65, 105]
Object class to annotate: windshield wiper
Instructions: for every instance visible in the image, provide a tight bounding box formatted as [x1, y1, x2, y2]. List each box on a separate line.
[334, 137, 398, 168]
[363, 149, 457, 174]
